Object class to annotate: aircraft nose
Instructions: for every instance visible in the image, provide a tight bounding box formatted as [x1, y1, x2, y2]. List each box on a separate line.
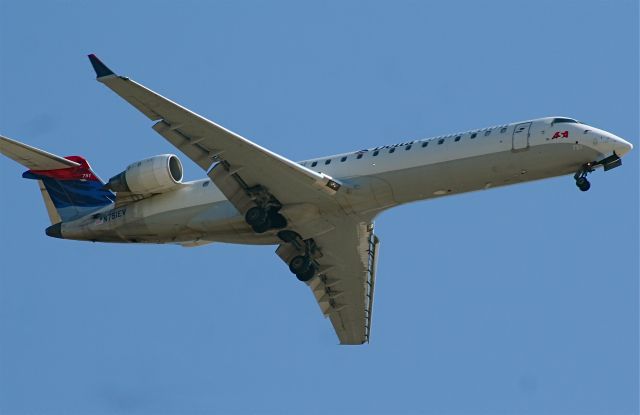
[613, 136, 633, 157]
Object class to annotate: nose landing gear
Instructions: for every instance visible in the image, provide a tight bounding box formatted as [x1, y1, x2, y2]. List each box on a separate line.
[576, 176, 591, 192]
[572, 153, 624, 192]
[574, 163, 595, 192]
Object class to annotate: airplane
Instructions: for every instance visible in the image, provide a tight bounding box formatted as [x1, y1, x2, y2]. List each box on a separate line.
[0, 54, 633, 344]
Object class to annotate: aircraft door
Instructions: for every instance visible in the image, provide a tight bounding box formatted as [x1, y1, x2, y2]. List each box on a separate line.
[512, 122, 532, 150]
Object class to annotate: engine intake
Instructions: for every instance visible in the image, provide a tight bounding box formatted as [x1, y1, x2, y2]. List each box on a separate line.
[107, 154, 183, 194]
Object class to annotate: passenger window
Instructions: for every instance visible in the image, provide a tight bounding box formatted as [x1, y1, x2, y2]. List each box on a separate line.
[405, 145, 412, 150]
[389, 148, 395, 154]
[311, 161, 318, 167]
[356, 153, 363, 159]
[325, 159, 331, 165]
[500, 127, 507, 133]
[470, 133, 477, 139]
[484, 130, 491, 136]
[454, 136, 461, 142]
[340, 156, 347, 162]
[373, 150, 379, 156]
[422, 142, 428, 148]
[438, 139, 445, 145]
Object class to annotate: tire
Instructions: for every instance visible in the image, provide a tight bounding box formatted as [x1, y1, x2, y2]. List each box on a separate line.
[251, 219, 271, 234]
[245, 207, 267, 227]
[268, 212, 287, 229]
[576, 177, 591, 192]
[296, 266, 316, 282]
[289, 255, 311, 275]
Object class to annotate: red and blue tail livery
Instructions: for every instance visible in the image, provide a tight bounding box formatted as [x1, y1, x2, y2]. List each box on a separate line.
[22, 156, 115, 221]
[0, 134, 114, 223]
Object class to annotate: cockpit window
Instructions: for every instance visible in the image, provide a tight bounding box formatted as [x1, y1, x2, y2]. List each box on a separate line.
[552, 117, 579, 124]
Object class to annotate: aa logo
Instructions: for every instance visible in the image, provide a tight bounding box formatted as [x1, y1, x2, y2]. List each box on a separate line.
[552, 131, 569, 139]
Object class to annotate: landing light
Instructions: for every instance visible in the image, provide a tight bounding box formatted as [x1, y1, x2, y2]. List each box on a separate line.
[326, 180, 341, 191]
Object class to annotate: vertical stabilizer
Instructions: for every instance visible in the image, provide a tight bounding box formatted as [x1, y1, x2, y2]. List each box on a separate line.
[22, 156, 115, 221]
[37, 180, 62, 224]
[1, 134, 115, 223]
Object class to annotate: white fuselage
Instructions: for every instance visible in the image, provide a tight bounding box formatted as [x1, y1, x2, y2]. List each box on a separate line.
[58, 117, 632, 244]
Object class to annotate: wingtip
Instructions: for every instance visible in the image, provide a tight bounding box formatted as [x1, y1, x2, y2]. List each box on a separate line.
[88, 54, 114, 78]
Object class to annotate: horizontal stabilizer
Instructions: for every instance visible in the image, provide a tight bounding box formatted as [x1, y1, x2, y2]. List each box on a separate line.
[0, 134, 80, 170]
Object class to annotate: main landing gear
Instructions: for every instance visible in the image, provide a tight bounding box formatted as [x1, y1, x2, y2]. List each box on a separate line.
[283, 236, 318, 282]
[274, 230, 317, 281]
[289, 255, 316, 282]
[242, 185, 317, 282]
[245, 206, 287, 233]
[242, 185, 288, 234]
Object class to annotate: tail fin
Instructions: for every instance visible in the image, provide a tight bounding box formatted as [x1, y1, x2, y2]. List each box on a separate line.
[1, 134, 115, 223]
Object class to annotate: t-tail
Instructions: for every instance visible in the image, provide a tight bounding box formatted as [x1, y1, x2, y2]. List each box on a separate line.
[0, 135, 115, 235]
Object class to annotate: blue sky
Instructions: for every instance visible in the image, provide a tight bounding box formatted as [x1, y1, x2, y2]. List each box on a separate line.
[1, 1, 638, 414]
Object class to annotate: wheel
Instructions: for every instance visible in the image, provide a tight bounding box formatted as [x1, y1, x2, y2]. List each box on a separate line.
[251, 218, 271, 234]
[576, 177, 591, 192]
[245, 207, 267, 227]
[268, 212, 287, 229]
[296, 266, 316, 282]
[289, 255, 311, 275]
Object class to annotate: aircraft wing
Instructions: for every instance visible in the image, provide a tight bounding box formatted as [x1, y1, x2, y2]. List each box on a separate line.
[88, 55, 344, 218]
[277, 219, 379, 344]
[89, 55, 379, 344]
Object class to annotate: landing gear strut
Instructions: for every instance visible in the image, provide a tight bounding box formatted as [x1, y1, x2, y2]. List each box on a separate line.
[574, 163, 594, 192]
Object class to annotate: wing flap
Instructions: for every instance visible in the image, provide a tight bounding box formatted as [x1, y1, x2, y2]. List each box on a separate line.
[279, 219, 379, 345]
[319, 221, 378, 344]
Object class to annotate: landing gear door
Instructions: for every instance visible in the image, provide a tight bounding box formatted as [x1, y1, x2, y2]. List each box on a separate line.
[512, 122, 532, 150]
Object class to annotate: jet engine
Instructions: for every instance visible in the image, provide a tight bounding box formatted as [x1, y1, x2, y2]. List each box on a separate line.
[106, 154, 183, 194]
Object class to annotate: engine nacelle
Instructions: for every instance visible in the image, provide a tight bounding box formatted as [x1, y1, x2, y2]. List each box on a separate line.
[107, 154, 183, 194]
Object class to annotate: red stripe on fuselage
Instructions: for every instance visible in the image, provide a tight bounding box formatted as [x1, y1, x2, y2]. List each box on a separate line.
[29, 156, 101, 181]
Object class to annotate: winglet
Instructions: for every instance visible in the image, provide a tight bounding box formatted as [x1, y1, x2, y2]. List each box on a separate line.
[88, 54, 114, 78]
